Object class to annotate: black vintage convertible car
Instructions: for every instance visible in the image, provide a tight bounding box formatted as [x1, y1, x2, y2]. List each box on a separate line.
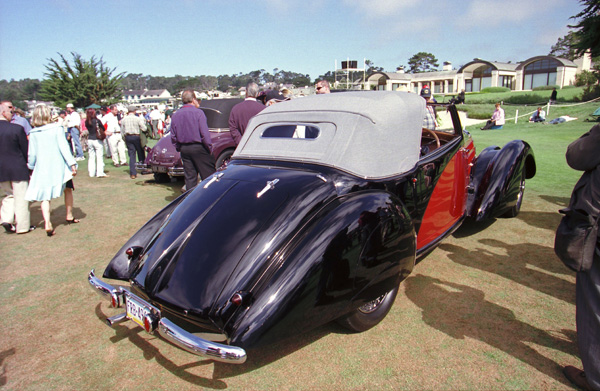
[89, 91, 535, 364]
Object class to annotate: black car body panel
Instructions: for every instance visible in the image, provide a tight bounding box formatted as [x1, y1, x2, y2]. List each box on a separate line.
[91, 91, 536, 363]
[468, 140, 536, 220]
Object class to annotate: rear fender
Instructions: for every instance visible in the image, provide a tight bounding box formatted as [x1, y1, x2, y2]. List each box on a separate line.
[102, 191, 192, 280]
[468, 140, 536, 221]
[227, 191, 416, 349]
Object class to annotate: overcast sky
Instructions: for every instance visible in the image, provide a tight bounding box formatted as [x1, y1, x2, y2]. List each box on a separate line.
[0, 0, 582, 82]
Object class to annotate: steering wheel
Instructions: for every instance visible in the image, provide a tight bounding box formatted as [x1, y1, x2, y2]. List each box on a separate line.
[422, 128, 441, 149]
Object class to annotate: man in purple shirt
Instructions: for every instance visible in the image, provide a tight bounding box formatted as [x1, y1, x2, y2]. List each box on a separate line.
[170, 90, 215, 190]
[229, 82, 265, 145]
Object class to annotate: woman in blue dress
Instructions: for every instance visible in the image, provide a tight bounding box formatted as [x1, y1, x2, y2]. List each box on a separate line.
[25, 104, 79, 236]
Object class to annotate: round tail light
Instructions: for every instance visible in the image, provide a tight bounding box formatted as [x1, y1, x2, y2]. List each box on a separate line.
[143, 314, 158, 334]
[231, 293, 244, 306]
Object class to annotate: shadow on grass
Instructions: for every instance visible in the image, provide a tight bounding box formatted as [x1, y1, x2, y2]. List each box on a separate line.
[0, 348, 16, 386]
[212, 323, 345, 380]
[405, 274, 577, 387]
[451, 217, 496, 238]
[539, 195, 571, 209]
[95, 303, 344, 386]
[28, 203, 87, 229]
[439, 237, 574, 304]
[135, 177, 184, 203]
[94, 304, 227, 389]
[516, 210, 562, 231]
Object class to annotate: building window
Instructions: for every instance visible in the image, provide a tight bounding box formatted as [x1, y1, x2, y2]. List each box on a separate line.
[465, 79, 472, 92]
[468, 65, 493, 92]
[523, 58, 560, 90]
[500, 76, 514, 89]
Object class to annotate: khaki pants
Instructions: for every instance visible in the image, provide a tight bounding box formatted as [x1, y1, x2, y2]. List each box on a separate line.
[108, 134, 127, 166]
[1, 181, 30, 233]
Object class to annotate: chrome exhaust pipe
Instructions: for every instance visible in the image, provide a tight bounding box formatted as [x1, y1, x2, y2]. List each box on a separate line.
[106, 313, 128, 327]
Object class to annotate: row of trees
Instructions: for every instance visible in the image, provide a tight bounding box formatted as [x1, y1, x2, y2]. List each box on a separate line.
[0, 57, 314, 110]
[0, 50, 447, 109]
[2, 1, 598, 109]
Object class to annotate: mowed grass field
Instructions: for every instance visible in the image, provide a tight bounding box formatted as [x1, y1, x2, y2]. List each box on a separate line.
[1, 93, 599, 390]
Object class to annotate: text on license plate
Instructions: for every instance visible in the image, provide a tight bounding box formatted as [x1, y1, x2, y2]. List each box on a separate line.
[153, 166, 167, 173]
[126, 296, 149, 328]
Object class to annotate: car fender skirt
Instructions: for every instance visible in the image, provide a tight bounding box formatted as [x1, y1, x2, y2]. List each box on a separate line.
[228, 191, 416, 349]
[468, 140, 535, 221]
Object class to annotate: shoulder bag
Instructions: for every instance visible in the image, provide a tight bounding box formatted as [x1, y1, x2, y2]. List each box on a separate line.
[96, 119, 106, 141]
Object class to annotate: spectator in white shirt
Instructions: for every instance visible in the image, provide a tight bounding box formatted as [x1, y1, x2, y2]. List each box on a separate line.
[66, 103, 84, 160]
[101, 105, 127, 167]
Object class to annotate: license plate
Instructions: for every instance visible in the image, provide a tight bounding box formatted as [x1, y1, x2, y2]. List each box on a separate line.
[126, 294, 150, 328]
[152, 166, 167, 173]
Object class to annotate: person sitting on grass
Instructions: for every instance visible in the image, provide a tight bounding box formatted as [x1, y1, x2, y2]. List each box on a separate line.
[481, 103, 505, 130]
[529, 107, 546, 123]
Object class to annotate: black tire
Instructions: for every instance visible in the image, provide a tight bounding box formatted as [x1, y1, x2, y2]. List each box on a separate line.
[337, 285, 399, 332]
[215, 150, 234, 170]
[153, 173, 170, 183]
[502, 171, 526, 218]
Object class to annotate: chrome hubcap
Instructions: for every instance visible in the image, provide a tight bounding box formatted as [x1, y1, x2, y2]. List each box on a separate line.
[358, 293, 387, 314]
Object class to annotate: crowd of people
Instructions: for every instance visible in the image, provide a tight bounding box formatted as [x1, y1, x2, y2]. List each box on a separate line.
[0, 100, 173, 236]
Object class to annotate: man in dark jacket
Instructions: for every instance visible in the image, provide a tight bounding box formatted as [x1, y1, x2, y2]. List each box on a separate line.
[0, 103, 31, 234]
[562, 124, 600, 391]
[228, 82, 264, 146]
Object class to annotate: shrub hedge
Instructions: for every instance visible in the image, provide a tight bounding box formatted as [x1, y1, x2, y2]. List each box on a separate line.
[480, 87, 511, 93]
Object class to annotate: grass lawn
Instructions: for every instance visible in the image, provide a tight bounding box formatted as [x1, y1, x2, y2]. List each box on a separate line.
[1, 94, 598, 389]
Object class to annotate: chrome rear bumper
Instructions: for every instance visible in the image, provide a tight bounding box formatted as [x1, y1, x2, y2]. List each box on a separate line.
[167, 167, 184, 176]
[88, 269, 247, 364]
[135, 162, 152, 175]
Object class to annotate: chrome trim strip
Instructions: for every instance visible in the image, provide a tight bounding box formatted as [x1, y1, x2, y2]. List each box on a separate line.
[159, 318, 247, 364]
[203, 172, 225, 189]
[87, 269, 247, 364]
[257, 178, 279, 198]
[167, 167, 185, 176]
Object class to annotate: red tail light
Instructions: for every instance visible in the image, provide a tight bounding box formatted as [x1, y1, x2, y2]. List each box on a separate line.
[231, 293, 243, 306]
[143, 314, 158, 334]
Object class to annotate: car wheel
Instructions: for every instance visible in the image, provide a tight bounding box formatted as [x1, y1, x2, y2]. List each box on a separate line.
[216, 150, 233, 170]
[336, 285, 399, 332]
[502, 171, 526, 218]
[153, 173, 170, 183]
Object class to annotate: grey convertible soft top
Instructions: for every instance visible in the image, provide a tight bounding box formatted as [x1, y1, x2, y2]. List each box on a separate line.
[233, 91, 426, 179]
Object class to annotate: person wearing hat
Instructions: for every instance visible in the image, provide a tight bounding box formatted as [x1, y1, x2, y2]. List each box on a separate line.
[420, 87, 438, 130]
[66, 103, 84, 161]
[121, 106, 147, 179]
[229, 82, 265, 146]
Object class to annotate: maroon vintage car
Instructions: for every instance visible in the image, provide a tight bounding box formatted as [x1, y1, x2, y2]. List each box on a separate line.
[137, 98, 244, 182]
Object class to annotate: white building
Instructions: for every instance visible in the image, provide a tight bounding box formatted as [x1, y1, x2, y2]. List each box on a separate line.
[122, 89, 174, 107]
[367, 54, 591, 94]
